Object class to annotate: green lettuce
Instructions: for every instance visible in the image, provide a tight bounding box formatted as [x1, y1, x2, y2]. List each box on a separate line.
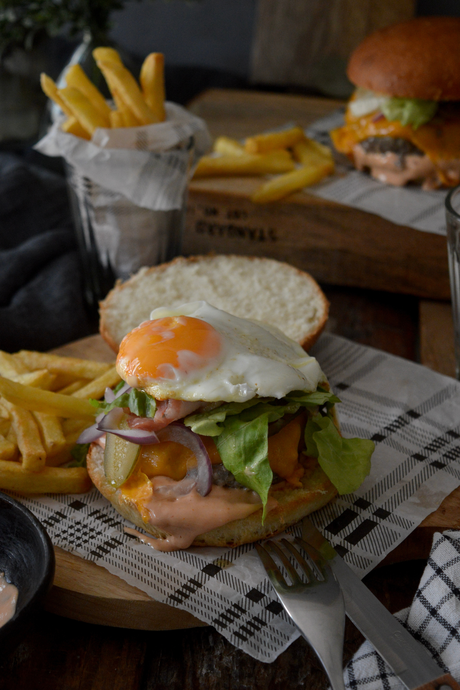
[184, 388, 350, 516]
[90, 387, 157, 418]
[215, 413, 273, 520]
[305, 415, 374, 494]
[381, 97, 438, 129]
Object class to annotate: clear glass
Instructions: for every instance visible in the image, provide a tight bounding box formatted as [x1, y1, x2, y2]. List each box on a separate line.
[445, 185, 460, 379]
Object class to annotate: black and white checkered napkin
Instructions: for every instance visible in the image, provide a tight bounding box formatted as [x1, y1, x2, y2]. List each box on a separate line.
[343, 530, 460, 688]
[13, 333, 460, 663]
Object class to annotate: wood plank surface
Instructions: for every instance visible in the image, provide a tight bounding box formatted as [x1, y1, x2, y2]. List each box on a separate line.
[185, 89, 450, 300]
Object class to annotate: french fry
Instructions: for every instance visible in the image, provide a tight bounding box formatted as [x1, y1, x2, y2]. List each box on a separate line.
[0, 350, 29, 377]
[96, 60, 157, 125]
[0, 435, 16, 460]
[193, 150, 295, 178]
[0, 376, 96, 419]
[59, 86, 110, 135]
[45, 442, 75, 467]
[92, 47, 123, 65]
[57, 380, 88, 396]
[14, 370, 56, 389]
[109, 109, 125, 128]
[140, 52, 166, 123]
[118, 100, 142, 127]
[6, 426, 18, 462]
[65, 64, 112, 121]
[292, 137, 334, 168]
[72, 366, 121, 401]
[14, 351, 112, 380]
[40, 73, 73, 118]
[0, 460, 92, 494]
[61, 115, 92, 140]
[6, 403, 46, 472]
[213, 136, 246, 157]
[251, 162, 334, 204]
[33, 412, 66, 458]
[244, 126, 305, 154]
[62, 417, 90, 437]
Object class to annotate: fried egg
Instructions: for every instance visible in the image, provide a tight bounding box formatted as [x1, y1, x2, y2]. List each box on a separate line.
[116, 301, 325, 402]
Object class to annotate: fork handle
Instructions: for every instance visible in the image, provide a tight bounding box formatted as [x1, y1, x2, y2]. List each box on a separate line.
[413, 673, 460, 690]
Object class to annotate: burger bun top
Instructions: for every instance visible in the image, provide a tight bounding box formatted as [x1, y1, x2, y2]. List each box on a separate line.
[347, 16, 460, 101]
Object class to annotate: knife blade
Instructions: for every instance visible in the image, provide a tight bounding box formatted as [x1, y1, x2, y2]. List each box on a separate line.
[301, 517, 460, 690]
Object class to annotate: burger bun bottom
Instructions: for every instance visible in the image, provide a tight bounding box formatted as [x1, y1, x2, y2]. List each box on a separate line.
[87, 444, 337, 549]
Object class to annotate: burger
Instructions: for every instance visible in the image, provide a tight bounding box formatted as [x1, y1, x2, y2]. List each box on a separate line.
[81, 302, 374, 551]
[330, 16, 460, 189]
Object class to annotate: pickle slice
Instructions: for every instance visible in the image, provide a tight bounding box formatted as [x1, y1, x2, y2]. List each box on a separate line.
[104, 430, 140, 488]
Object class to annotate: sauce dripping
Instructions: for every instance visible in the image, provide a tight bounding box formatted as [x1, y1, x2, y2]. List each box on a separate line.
[0, 572, 18, 628]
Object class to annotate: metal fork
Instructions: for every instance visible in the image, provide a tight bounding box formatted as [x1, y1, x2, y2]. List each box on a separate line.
[256, 537, 346, 690]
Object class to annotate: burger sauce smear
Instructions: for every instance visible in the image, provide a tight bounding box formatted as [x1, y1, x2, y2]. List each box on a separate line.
[0, 572, 18, 628]
[127, 477, 271, 552]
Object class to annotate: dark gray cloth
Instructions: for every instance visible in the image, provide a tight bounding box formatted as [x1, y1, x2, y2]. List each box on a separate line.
[0, 152, 95, 352]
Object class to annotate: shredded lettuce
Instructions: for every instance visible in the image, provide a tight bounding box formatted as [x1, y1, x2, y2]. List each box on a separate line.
[305, 415, 374, 494]
[90, 388, 157, 418]
[69, 442, 89, 467]
[381, 97, 438, 129]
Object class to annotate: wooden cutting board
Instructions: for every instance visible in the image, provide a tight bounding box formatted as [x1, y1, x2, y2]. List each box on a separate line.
[44, 329, 460, 629]
[184, 89, 450, 301]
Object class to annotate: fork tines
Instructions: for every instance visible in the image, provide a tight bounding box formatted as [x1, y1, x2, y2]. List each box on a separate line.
[255, 537, 325, 589]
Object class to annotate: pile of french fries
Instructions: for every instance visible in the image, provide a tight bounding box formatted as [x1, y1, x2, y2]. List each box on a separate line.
[40, 48, 166, 140]
[193, 125, 335, 203]
[0, 350, 121, 495]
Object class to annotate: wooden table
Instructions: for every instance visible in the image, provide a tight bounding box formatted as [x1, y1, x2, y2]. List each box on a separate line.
[0, 88, 458, 689]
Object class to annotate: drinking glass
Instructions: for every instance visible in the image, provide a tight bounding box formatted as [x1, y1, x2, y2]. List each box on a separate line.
[445, 185, 460, 379]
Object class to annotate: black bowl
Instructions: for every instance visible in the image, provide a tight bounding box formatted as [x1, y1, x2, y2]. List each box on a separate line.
[0, 492, 55, 650]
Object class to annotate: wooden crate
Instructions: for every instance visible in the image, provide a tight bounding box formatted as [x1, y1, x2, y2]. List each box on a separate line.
[184, 89, 450, 300]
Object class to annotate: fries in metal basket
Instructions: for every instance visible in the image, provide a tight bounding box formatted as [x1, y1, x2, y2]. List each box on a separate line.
[0, 349, 117, 495]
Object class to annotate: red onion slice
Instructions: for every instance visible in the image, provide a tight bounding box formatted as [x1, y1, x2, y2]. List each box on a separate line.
[97, 407, 160, 445]
[104, 387, 116, 403]
[115, 382, 132, 398]
[157, 423, 212, 496]
[76, 413, 105, 444]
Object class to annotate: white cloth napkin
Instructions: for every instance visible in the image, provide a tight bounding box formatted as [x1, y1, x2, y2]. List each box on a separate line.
[343, 530, 460, 688]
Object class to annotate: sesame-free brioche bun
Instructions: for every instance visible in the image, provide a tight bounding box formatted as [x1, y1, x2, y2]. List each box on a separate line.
[347, 16, 460, 101]
[99, 255, 329, 353]
[87, 443, 337, 548]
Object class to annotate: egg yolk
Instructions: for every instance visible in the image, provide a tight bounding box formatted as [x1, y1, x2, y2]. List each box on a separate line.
[117, 316, 223, 380]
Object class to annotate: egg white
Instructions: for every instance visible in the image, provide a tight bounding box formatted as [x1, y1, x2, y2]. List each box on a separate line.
[117, 301, 326, 403]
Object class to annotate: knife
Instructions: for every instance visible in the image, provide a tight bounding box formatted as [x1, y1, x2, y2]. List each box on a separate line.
[302, 517, 460, 690]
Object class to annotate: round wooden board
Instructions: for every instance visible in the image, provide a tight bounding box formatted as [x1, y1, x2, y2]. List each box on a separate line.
[44, 334, 460, 630]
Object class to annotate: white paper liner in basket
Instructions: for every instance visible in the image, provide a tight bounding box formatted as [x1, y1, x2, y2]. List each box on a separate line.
[35, 102, 211, 283]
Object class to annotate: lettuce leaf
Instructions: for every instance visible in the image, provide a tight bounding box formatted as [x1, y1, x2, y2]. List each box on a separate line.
[91, 388, 157, 418]
[69, 442, 89, 467]
[184, 388, 346, 517]
[184, 399, 263, 436]
[305, 415, 374, 494]
[381, 97, 438, 129]
[184, 388, 339, 436]
[214, 412, 273, 520]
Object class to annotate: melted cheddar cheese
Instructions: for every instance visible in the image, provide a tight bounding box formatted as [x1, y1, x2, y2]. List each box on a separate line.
[121, 413, 306, 500]
[331, 105, 460, 166]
